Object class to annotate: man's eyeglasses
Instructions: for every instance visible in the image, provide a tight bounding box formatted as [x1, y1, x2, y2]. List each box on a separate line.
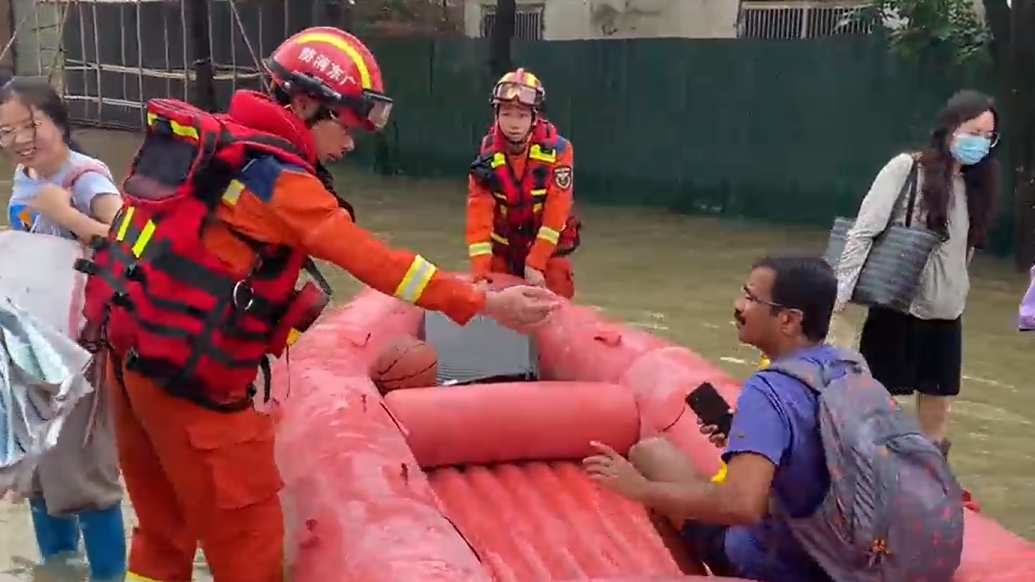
[742, 286, 803, 318]
[743, 286, 782, 308]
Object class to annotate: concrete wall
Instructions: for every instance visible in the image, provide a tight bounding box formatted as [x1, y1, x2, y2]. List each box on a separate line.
[463, 0, 739, 40]
[11, 0, 64, 77]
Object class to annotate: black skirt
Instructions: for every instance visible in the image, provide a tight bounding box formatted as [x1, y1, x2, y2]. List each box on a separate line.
[858, 306, 963, 397]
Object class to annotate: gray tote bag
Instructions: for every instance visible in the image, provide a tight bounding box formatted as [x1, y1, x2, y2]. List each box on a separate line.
[823, 159, 943, 313]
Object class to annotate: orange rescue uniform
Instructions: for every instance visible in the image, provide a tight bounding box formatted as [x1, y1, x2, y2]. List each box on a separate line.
[465, 138, 576, 298]
[113, 164, 485, 582]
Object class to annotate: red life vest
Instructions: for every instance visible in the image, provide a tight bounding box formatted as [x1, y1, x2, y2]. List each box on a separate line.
[75, 92, 333, 412]
[470, 120, 581, 271]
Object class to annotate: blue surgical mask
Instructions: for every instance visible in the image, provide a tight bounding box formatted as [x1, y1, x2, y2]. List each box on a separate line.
[950, 134, 991, 165]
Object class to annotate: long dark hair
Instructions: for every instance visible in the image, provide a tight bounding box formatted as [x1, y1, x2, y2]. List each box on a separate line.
[0, 76, 83, 153]
[918, 89, 1000, 248]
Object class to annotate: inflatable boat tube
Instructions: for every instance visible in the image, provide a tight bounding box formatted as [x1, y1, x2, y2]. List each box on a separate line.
[271, 276, 1035, 582]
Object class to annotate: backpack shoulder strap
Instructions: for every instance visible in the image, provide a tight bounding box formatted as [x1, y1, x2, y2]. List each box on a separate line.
[61, 161, 114, 191]
[764, 346, 869, 393]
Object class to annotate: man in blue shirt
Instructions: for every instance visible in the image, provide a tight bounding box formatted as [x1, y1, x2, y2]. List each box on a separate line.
[584, 256, 839, 582]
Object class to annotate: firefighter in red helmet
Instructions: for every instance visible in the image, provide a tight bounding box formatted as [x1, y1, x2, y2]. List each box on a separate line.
[466, 68, 581, 298]
[77, 27, 557, 582]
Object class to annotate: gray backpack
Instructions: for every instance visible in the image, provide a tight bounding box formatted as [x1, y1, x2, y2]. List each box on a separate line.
[765, 347, 964, 582]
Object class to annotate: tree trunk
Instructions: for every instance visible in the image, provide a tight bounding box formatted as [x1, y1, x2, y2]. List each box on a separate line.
[489, 0, 516, 76]
[1008, 0, 1035, 269]
[186, 0, 216, 111]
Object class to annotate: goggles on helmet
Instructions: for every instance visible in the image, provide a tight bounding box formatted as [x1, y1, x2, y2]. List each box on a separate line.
[267, 60, 393, 130]
[492, 81, 541, 108]
[346, 91, 392, 130]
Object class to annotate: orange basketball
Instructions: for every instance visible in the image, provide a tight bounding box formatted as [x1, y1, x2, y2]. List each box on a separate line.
[371, 335, 439, 394]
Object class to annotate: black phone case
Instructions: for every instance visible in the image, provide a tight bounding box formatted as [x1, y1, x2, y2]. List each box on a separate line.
[686, 382, 733, 436]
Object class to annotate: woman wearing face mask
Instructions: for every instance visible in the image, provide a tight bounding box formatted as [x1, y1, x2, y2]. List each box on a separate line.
[0, 77, 126, 582]
[834, 89, 1000, 457]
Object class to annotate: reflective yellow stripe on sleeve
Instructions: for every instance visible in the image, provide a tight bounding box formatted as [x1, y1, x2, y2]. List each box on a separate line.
[394, 255, 437, 303]
[490, 232, 508, 245]
[468, 242, 492, 257]
[536, 226, 560, 244]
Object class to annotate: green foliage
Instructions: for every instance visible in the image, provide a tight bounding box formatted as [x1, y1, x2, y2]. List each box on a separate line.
[352, 0, 463, 36]
[861, 0, 992, 64]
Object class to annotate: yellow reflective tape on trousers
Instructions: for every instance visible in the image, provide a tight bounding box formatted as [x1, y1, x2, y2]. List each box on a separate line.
[537, 226, 560, 244]
[145, 112, 199, 140]
[394, 255, 437, 303]
[468, 242, 492, 257]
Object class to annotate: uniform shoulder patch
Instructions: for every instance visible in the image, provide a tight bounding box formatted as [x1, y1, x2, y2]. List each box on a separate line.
[553, 165, 572, 190]
[238, 156, 309, 202]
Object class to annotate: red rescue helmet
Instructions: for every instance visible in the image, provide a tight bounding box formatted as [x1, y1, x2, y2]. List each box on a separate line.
[491, 68, 545, 111]
[265, 26, 392, 132]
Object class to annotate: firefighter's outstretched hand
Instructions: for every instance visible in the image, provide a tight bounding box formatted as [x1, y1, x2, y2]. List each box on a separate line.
[483, 285, 559, 333]
[524, 266, 546, 287]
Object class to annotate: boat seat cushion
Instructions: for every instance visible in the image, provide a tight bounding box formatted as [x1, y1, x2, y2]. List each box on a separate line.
[384, 380, 639, 468]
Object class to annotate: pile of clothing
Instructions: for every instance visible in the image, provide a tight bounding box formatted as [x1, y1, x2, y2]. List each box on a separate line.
[0, 293, 92, 495]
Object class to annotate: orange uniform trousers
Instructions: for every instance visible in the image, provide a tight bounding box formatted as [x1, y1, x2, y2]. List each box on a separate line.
[489, 255, 575, 299]
[108, 356, 284, 582]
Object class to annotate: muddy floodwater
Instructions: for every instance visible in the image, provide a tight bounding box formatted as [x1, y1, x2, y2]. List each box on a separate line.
[0, 129, 1031, 581]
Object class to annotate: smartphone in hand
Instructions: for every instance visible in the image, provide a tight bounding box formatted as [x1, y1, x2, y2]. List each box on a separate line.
[686, 382, 733, 436]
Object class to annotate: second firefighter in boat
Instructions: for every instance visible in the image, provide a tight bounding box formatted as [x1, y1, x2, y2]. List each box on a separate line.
[465, 68, 582, 299]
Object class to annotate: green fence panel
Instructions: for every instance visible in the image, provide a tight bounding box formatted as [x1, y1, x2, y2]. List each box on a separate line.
[336, 36, 1013, 256]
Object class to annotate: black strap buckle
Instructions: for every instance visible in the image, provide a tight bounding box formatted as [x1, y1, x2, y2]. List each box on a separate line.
[73, 258, 97, 275]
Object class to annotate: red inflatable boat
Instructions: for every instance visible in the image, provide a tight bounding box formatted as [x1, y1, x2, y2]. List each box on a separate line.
[270, 282, 1035, 582]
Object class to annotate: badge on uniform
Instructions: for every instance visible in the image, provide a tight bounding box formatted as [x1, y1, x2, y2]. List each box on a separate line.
[554, 165, 572, 190]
